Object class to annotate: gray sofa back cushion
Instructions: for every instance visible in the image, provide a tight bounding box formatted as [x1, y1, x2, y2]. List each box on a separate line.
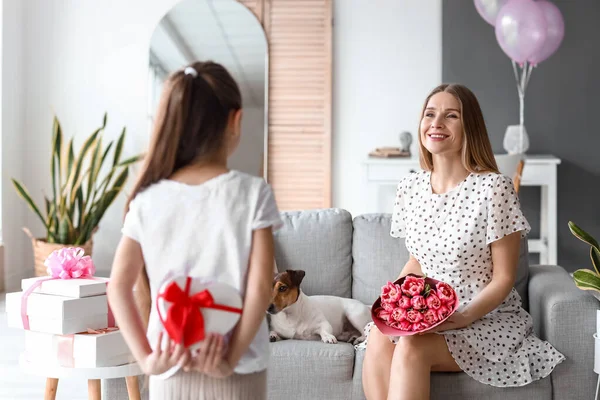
[352, 214, 530, 309]
[274, 209, 353, 297]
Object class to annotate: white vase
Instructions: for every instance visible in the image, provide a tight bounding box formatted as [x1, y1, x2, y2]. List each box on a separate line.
[503, 124, 530, 154]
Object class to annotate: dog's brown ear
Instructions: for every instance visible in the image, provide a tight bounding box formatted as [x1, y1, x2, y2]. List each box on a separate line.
[286, 269, 306, 287]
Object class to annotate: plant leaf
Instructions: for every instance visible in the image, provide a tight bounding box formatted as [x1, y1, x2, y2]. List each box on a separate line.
[76, 186, 85, 228]
[76, 169, 128, 244]
[573, 269, 600, 293]
[113, 127, 126, 168]
[64, 133, 98, 202]
[65, 138, 75, 185]
[51, 117, 61, 211]
[568, 221, 600, 252]
[85, 135, 103, 208]
[592, 247, 600, 276]
[11, 179, 47, 230]
[118, 154, 143, 167]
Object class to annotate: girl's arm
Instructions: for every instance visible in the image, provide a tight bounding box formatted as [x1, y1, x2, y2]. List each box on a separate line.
[225, 226, 274, 368]
[107, 236, 187, 375]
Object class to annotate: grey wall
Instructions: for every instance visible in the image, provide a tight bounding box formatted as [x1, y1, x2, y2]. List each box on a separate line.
[442, 0, 600, 272]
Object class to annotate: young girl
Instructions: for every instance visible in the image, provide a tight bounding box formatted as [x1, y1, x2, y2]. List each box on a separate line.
[107, 61, 282, 400]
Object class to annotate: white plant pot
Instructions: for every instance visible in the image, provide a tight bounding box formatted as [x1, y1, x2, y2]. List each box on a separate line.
[503, 124, 530, 154]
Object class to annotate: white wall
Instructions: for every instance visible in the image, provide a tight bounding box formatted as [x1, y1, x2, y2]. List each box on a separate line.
[332, 0, 442, 216]
[2, 0, 26, 290]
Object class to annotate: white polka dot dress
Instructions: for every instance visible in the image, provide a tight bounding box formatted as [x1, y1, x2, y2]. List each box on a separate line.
[356, 171, 565, 387]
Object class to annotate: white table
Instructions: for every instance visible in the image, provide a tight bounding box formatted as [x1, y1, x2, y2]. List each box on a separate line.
[19, 354, 142, 400]
[363, 154, 561, 265]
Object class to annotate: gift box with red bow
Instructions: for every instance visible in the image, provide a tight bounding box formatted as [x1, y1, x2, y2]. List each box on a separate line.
[156, 276, 243, 351]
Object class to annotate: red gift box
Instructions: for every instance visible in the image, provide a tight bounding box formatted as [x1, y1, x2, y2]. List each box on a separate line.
[371, 274, 459, 336]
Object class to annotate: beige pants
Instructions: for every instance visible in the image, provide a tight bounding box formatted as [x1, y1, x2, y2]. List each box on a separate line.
[149, 369, 267, 400]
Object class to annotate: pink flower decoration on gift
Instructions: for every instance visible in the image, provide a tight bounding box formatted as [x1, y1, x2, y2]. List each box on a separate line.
[426, 291, 441, 310]
[405, 309, 423, 323]
[423, 309, 439, 326]
[380, 281, 402, 304]
[411, 295, 427, 310]
[398, 295, 412, 309]
[401, 276, 425, 297]
[437, 305, 451, 321]
[44, 247, 95, 279]
[391, 308, 407, 322]
[436, 282, 455, 303]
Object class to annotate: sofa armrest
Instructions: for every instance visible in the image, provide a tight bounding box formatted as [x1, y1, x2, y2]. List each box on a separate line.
[528, 265, 598, 400]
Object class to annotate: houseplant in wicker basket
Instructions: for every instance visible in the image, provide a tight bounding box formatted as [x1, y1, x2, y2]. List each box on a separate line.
[11, 113, 141, 276]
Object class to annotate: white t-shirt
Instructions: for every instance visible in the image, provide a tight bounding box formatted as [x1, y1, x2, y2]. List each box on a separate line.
[121, 170, 283, 374]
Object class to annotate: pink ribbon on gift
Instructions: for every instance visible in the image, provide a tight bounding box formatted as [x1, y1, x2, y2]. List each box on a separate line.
[51, 327, 121, 368]
[20, 247, 115, 330]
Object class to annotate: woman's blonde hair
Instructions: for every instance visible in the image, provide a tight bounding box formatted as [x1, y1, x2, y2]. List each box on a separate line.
[418, 83, 499, 174]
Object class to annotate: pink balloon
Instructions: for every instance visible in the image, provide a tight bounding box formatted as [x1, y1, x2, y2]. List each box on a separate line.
[474, 0, 510, 26]
[495, 0, 547, 64]
[528, 1, 564, 65]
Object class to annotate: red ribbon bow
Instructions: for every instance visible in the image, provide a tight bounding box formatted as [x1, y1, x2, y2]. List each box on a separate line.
[158, 277, 242, 347]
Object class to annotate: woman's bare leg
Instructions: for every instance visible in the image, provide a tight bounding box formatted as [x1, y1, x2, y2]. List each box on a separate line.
[387, 333, 461, 400]
[362, 325, 396, 400]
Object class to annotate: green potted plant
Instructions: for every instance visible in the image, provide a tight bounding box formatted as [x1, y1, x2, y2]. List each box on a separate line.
[568, 221, 600, 301]
[12, 113, 142, 276]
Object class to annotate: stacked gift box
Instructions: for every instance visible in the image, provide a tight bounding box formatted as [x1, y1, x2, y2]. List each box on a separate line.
[6, 275, 135, 368]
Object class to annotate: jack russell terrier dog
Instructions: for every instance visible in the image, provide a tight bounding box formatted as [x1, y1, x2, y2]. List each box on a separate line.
[267, 269, 372, 344]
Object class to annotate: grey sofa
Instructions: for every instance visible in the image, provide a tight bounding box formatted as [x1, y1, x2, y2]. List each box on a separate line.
[103, 209, 598, 400]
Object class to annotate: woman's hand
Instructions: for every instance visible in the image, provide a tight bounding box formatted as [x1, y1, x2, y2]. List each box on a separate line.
[426, 311, 473, 333]
[183, 333, 234, 379]
[141, 331, 190, 375]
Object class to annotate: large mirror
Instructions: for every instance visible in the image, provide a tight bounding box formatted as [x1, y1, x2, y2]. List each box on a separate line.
[149, 0, 268, 178]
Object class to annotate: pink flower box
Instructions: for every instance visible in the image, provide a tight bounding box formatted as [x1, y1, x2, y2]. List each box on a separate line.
[371, 274, 459, 336]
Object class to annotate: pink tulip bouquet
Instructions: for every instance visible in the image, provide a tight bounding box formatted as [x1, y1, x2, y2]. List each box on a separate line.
[372, 274, 459, 336]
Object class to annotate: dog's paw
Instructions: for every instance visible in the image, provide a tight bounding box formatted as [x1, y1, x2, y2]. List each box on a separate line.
[269, 331, 281, 342]
[321, 333, 338, 344]
[351, 335, 366, 345]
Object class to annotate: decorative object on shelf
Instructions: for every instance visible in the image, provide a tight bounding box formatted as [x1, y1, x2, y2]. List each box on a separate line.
[398, 131, 413, 154]
[475, 0, 564, 154]
[368, 147, 410, 158]
[567, 221, 600, 302]
[11, 113, 142, 276]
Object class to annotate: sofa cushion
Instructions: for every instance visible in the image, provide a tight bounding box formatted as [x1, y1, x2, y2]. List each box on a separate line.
[352, 214, 530, 310]
[274, 209, 353, 297]
[352, 214, 411, 305]
[268, 340, 354, 400]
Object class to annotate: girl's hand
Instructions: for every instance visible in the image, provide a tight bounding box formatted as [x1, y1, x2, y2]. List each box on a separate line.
[141, 331, 190, 375]
[183, 333, 234, 379]
[426, 311, 473, 333]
